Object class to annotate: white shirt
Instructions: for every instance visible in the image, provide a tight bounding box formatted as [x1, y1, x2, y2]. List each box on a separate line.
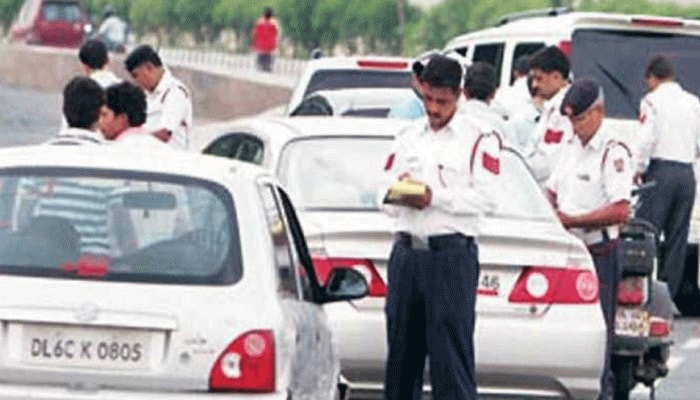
[46, 127, 107, 145]
[98, 16, 128, 44]
[546, 122, 634, 242]
[636, 81, 700, 171]
[90, 69, 121, 89]
[381, 114, 500, 238]
[493, 76, 531, 119]
[458, 98, 515, 142]
[113, 126, 172, 148]
[525, 85, 573, 185]
[143, 69, 193, 151]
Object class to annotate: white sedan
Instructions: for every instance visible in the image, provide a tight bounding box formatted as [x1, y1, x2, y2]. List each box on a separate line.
[198, 116, 607, 400]
[0, 145, 366, 399]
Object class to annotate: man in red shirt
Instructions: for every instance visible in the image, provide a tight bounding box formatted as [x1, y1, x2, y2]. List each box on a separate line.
[252, 7, 279, 72]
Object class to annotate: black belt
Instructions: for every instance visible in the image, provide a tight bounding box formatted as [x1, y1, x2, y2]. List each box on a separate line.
[397, 232, 472, 251]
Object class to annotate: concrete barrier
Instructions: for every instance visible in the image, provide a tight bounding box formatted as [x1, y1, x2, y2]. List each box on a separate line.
[0, 44, 296, 121]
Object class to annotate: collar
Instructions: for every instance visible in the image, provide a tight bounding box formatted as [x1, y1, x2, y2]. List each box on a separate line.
[115, 126, 147, 140]
[544, 84, 570, 112]
[57, 127, 106, 143]
[573, 120, 608, 150]
[422, 112, 461, 137]
[151, 68, 173, 95]
[463, 98, 491, 113]
[655, 80, 680, 93]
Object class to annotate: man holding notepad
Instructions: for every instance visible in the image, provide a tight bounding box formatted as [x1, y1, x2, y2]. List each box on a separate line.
[381, 55, 501, 400]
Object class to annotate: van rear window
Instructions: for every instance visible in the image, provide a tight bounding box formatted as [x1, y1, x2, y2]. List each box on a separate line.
[571, 29, 700, 119]
[43, 1, 83, 22]
[304, 70, 412, 98]
[0, 168, 242, 285]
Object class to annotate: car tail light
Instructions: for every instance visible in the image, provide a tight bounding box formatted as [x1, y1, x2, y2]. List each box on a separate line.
[618, 277, 647, 306]
[508, 267, 598, 304]
[557, 40, 572, 56]
[312, 256, 386, 297]
[357, 60, 409, 69]
[209, 330, 275, 393]
[649, 317, 671, 337]
[631, 17, 683, 27]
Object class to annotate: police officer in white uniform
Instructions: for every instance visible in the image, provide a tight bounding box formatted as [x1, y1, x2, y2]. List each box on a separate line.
[546, 78, 634, 400]
[525, 46, 572, 185]
[635, 55, 700, 304]
[125, 45, 193, 150]
[381, 55, 500, 400]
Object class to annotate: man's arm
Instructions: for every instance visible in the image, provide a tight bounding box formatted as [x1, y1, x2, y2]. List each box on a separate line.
[557, 200, 630, 230]
[635, 97, 659, 175]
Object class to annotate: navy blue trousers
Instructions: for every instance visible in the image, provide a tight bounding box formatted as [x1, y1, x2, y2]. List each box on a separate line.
[589, 240, 622, 400]
[384, 236, 479, 400]
[636, 159, 695, 298]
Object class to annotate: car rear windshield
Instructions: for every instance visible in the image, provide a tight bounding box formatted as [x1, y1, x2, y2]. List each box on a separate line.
[0, 168, 241, 285]
[277, 137, 392, 211]
[571, 29, 700, 119]
[304, 70, 412, 98]
[43, 1, 83, 22]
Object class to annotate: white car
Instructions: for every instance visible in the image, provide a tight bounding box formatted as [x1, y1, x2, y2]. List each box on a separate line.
[289, 88, 415, 118]
[444, 10, 700, 297]
[0, 145, 367, 399]
[199, 116, 607, 400]
[287, 56, 414, 115]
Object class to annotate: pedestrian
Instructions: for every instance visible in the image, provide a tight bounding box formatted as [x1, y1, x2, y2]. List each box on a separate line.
[381, 54, 500, 400]
[387, 56, 429, 119]
[99, 81, 164, 147]
[524, 46, 572, 185]
[252, 7, 279, 72]
[546, 78, 634, 400]
[124, 45, 193, 150]
[78, 39, 121, 88]
[458, 61, 514, 141]
[97, 5, 129, 52]
[48, 76, 107, 145]
[635, 55, 700, 305]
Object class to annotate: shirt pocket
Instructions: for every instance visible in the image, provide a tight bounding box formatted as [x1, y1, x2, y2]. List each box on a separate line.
[436, 156, 465, 188]
[571, 166, 602, 210]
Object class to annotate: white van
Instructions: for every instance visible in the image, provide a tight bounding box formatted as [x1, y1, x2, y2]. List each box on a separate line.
[444, 9, 700, 298]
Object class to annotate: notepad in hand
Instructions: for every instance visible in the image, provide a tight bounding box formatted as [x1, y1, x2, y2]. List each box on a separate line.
[383, 180, 427, 205]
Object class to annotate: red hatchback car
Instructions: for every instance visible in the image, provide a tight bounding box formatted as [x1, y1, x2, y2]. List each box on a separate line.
[11, 0, 90, 48]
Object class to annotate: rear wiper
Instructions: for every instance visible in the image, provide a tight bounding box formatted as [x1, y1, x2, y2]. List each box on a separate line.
[596, 62, 638, 116]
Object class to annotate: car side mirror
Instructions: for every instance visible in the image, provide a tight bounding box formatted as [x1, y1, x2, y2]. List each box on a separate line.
[319, 267, 369, 304]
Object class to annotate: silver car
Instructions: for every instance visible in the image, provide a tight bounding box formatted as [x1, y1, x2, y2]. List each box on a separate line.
[199, 116, 607, 400]
[0, 145, 366, 399]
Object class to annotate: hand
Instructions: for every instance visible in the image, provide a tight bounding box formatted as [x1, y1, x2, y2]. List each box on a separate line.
[633, 171, 644, 185]
[152, 129, 172, 142]
[397, 183, 432, 210]
[556, 210, 574, 229]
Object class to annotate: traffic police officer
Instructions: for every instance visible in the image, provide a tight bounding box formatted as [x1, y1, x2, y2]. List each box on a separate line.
[546, 78, 634, 400]
[635, 55, 700, 305]
[525, 46, 573, 185]
[381, 55, 500, 400]
[125, 45, 193, 150]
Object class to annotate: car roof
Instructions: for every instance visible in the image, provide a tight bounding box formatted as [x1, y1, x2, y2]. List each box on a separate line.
[446, 11, 700, 45]
[304, 56, 413, 71]
[0, 145, 271, 184]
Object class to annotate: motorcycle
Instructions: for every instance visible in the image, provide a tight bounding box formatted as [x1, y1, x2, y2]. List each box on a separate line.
[612, 182, 675, 400]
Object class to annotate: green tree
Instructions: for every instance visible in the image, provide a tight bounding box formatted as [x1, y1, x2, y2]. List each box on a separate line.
[278, 0, 319, 54]
[128, 0, 177, 46]
[0, 0, 24, 35]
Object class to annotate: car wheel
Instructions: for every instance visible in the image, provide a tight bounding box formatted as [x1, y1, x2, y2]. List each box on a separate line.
[612, 355, 635, 400]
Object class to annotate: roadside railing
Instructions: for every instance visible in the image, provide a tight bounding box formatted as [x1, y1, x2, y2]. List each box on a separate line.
[159, 48, 308, 80]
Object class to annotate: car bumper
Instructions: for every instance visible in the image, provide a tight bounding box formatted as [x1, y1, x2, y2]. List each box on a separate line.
[325, 302, 605, 400]
[0, 385, 288, 400]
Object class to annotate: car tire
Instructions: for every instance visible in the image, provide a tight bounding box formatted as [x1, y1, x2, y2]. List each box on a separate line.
[612, 355, 635, 400]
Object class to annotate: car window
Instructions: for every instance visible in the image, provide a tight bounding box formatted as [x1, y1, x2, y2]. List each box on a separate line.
[277, 137, 392, 211]
[473, 43, 505, 77]
[496, 148, 555, 220]
[453, 46, 468, 57]
[42, 1, 82, 22]
[304, 70, 412, 98]
[511, 42, 545, 84]
[0, 168, 241, 285]
[259, 183, 303, 298]
[571, 29, 700, 119]
[203, 133, 264, 165]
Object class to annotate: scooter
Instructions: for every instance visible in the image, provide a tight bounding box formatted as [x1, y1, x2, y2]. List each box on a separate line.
[612, 183, 675, 400]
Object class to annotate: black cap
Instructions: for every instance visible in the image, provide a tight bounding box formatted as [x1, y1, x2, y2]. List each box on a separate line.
[560, 78, 603, 117]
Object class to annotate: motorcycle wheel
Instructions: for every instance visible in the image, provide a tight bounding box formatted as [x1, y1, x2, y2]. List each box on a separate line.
[612, 356, 636, 400]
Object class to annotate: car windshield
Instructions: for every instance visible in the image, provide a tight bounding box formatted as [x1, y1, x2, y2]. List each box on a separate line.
[571, 29, 700, 119]
[43, 1, 83, 22]
[303, 70, 412, 98]
[277, 137, 392, 211]
[0, 168, 241, 285]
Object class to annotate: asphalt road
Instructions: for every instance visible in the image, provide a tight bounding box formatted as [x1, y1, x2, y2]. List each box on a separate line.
[0, 83, 698, 400]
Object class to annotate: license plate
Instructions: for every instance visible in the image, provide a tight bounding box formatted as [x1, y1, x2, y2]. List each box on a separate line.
[21, 324, 152, 370]
[615, 308, 649, 337]
[477, 272, 503, 297]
